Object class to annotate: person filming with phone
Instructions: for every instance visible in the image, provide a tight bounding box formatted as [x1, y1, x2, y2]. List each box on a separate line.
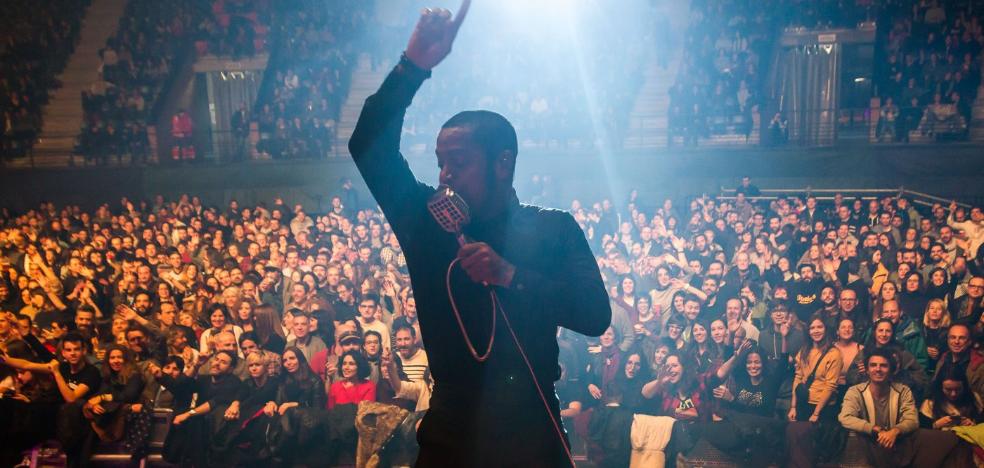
[348, 1, 611, 466]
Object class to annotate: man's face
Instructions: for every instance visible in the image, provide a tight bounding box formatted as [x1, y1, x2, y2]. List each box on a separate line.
[867, 355, 891, 384]
[75, 311, 94, 332]
[437, 126, 496, 218]
[291, 284, 306, 304]
[701, 278, 718, 297]
[292, 316, 310, 339]
[158, 304, 176, 326]
[364, 334, 380, 357]
[126, 331, 147, 354]
[948, 326, 971, 354]
[839, 290, 858, 312]
[967, 278, 984, 299]
[133, 293, 151, 313]
[940, 226, 953, 242]
[683, 300, 700, 321]
[326, 268, 341, 286]
[799, 266, 814, 282]
[395, 329, 416, 359]
[62, 340, 84, 365]
[881, 301, 901, 323]
[207, 333, 235, 353]
[337, 285, 353, 303]
[359, 299, 377, 321]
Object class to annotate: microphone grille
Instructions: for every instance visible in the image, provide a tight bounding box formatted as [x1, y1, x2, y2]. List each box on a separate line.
[427, 185, 470, 234]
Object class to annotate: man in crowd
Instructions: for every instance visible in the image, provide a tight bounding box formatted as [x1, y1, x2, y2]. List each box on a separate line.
[839, 348, 965, 466]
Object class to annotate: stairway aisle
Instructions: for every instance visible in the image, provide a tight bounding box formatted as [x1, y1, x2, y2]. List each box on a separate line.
[335, 54, 389, 158]
[28, 0, 129, 167]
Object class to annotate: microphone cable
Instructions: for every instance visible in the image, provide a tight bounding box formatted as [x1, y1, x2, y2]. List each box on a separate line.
[446, 258, 576, 467]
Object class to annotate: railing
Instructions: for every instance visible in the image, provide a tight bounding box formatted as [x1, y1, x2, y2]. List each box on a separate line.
[718, 186, 974, 209]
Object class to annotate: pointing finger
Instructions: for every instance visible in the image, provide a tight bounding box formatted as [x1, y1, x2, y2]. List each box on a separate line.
[452, 0, 472, 33]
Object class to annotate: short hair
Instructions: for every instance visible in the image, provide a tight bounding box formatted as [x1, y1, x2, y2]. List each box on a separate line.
[865, 347, 897, 373]
[442, 110, 518, 160]
[393, 320, 416, 337]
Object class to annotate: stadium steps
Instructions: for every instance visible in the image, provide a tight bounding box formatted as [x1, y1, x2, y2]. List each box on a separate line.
[622, 53, 680, 150]
[27, 0, 129, 168]
[335, 54, 389, 158]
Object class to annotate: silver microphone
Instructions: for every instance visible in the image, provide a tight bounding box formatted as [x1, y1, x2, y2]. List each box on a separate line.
[427, 185, 471, 246]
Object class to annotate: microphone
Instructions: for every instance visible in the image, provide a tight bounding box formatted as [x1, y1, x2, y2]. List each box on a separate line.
[427, 184, 471, 246]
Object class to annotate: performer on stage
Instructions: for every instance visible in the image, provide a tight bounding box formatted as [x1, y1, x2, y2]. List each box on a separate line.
[348, 1, 611, 466]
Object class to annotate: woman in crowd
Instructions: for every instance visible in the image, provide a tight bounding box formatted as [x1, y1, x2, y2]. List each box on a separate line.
[663, 314, 687, 350]
[899, 272, 929, 320]
[633, 295, 661, 350]
[920, 367, 982, 429]
[0, 341, 61, 467]
[200, 304, 244, 355]
[709, 319, 732, 358]
[863, 318, 928, 399]
[270, 347, 324, 414]
[586, 326, 622, 403]
[167, 326, 199, 373]
[602, 350, 650, 411]
[923, 298, 951, 374]
[613, 275, 640, 323]
[686, 321, 722, 373]
[326, 350, 376, 409]
[705, 341, 785, 465]
[872, 281, 899, 323]
[221, 351, 280, 463]
[926, 267, 956, 304]
[649, 340, 672, 376]
[236, 300, 256, 334]
[860, 247, 890, 299]
[834, 318, 865, 393]
[641, 340, 747, 459]
[362, 330, 383, 385]
[786, 314, 843, 468]
[253, 303, 286, 355]
[84, 345, 145, 443]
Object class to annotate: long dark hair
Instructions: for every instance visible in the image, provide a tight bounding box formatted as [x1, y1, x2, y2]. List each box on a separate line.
[798, 313, 834, 370]
[930, 367, 982, 422]
[100, 344, 138, 384]
[337, 350, 371, 382]
[282, 346, 316, 384]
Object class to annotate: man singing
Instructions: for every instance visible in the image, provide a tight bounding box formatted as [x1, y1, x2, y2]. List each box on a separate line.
[348, 1, 611, 466]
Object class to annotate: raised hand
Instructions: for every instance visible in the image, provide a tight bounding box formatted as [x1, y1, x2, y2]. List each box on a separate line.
[405, 0, 472, 70]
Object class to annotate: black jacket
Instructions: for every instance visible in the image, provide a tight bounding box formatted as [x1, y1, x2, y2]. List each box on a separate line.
[349, 57, 611, 464]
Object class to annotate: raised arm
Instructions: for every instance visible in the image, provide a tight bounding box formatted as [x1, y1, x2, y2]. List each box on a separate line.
[348, 1, 470, 234]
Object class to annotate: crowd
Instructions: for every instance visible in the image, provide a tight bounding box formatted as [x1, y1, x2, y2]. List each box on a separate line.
[0, 0, 88, 160]
[668, 0, 776, 145]
[0, 174, 983, 467]
[76, 0, 205, 165]
[874, 0, 983, 142]
[252, 0, 368, 160]
[193, 0, 270, 59]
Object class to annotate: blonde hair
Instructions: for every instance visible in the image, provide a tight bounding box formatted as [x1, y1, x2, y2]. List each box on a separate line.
[922, 298, 951, 328]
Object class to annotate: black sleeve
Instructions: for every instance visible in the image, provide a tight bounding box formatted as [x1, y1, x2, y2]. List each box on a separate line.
[347, 56, 433, 238]
[508, 213, 612, 337]
[113, 373, 145, 404]
[23, 334, 56, 362]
